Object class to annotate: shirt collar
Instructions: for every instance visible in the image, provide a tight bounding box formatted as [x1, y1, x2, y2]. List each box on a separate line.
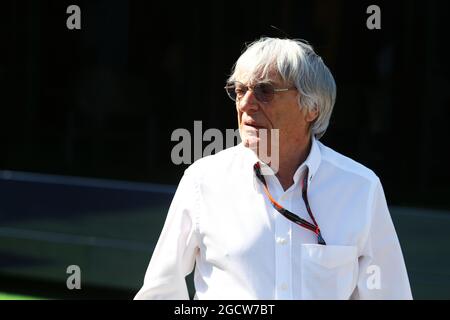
[296, 135, 322, 184]
[239, 135, 322, 185]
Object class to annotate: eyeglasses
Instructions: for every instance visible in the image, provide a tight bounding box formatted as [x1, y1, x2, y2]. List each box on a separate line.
[224, 81, 296, 103]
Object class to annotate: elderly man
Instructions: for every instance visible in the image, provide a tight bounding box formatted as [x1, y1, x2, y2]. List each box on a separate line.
[135, 37, 412, 300]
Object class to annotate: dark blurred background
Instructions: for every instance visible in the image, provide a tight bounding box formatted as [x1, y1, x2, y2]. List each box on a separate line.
[1, 0, 449, 299]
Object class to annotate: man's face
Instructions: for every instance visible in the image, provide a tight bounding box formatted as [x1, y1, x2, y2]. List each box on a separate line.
[234, 69, 317, 156]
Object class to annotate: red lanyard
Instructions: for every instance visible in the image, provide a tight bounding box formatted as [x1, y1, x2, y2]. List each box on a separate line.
[253, 162, 326, 245]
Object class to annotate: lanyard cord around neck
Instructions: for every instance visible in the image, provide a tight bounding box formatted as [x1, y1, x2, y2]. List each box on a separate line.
[253, 162, 326, 245]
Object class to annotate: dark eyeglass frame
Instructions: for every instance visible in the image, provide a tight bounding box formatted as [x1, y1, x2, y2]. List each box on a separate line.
[224, 81, 296, 103]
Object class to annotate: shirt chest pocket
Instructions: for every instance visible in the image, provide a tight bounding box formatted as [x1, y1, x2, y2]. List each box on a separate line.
[300, 244, 358, 300]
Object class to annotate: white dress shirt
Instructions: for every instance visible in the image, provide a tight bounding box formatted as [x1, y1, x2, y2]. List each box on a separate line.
[134, 137, 413, 300]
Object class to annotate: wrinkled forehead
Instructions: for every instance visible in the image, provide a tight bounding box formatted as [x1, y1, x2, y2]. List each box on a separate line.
[231, 62, 285, 86]
[233, 68, 286, 87]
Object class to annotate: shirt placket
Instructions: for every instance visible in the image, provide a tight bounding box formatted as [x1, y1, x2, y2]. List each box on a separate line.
[273, 183, 293, 300]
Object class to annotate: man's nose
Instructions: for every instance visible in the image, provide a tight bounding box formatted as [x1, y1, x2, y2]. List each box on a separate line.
[237, 89, 259, 113]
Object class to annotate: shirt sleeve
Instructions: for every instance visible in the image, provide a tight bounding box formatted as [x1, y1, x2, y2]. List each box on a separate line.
[134, 168, 200, 300]
[351, 178, 413, 300]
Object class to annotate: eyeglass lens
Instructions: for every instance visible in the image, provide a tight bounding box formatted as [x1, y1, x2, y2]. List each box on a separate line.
[225, 82, 275, 103]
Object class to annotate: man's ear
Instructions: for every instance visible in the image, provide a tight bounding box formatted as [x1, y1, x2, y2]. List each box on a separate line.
[305, 106, 319, 123]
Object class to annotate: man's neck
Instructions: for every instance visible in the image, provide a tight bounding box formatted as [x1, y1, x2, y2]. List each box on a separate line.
[275, 135, 312, 191]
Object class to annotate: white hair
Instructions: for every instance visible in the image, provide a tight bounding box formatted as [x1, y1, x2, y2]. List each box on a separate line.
[228, 37, 336, 140]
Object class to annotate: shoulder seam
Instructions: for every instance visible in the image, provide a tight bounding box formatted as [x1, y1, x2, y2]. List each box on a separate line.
[320, 153, 378, 183]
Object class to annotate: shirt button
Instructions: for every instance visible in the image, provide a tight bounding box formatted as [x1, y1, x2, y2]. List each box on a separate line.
[280, 283, 288, 291]
[276, 237, 287, 245]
